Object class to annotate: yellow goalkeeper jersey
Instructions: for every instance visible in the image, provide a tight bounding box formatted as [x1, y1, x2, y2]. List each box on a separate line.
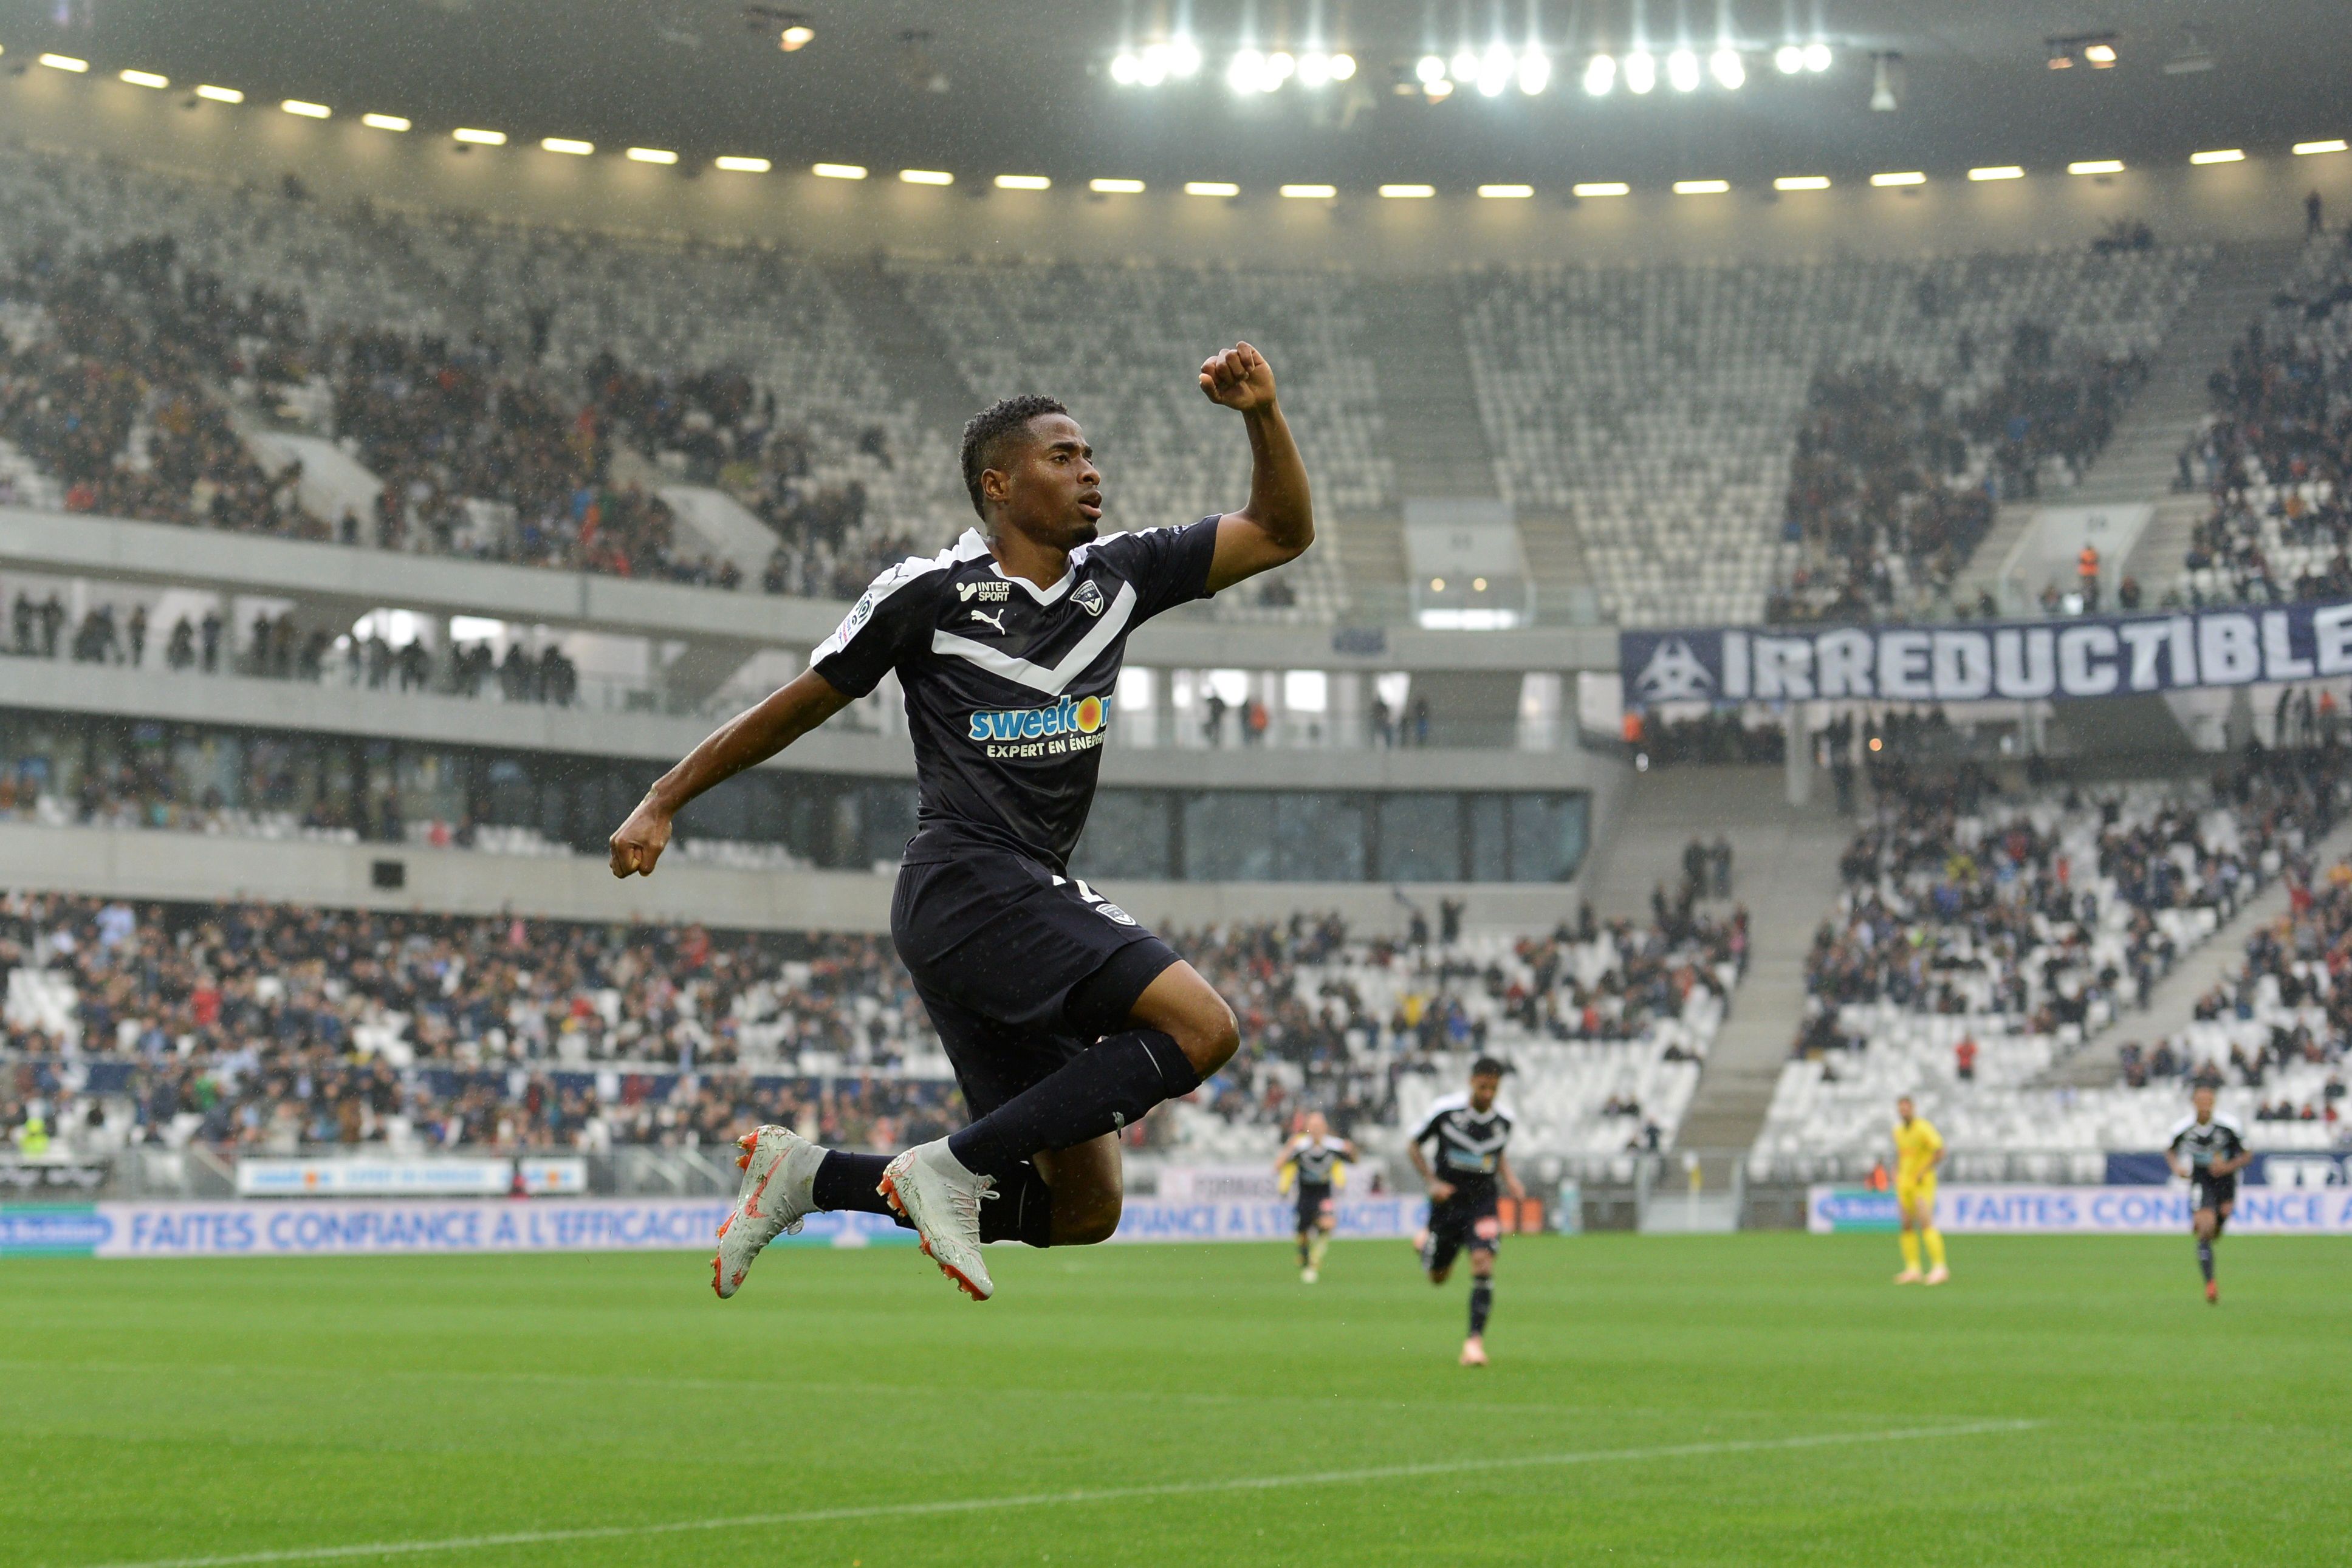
[1894, 1116, 1944, 1186]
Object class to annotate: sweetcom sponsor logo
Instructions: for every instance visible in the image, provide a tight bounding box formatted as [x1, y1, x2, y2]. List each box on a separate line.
[968, 694, 1114, 759]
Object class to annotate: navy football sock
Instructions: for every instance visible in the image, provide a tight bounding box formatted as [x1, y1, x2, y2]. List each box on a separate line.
[1469, 1279, 1494, 1337]
[2196, 1239, 2214, 1282]
[947, 1029, 1201, 1180]
[811, 1150, 900, 1218]
[978, 1162, 1057, 1248]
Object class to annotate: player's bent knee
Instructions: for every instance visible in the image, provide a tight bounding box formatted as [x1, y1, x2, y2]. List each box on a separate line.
[1059, 1196, 1122, 1246]
[1178, 996, 1240, 1077]
[1130, 965, 1239, 1078]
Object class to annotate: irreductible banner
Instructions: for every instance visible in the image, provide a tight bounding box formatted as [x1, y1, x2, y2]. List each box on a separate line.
[1623, 600, 2352, 709]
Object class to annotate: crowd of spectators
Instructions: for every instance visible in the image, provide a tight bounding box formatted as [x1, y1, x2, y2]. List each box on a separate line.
[1956, 324, 2148, 497]
[0, 888, 1742, 1163]
[1, 238, 323, 539]
[2106, 843, 2352, 1126]
[329, 327, 735, 584]
[1797, 742, 2347, 1055]
[8, 587, 587, 728]
[0, 230, 945, 597]
[1769, 365, 1996, 622]
[1767, 333, 2150, 624]
[1633, 710, 1786, 767]
[0, 892, 959, 1155]
[2174, 233, 2352, 606]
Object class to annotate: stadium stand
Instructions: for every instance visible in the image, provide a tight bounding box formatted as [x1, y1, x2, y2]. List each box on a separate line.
[1757, 745, 2347, 1170]
[1458, 248, 2210, 626]
[882, 256, 1380, 623]
[2175, 235, 2352, 606]
[1173, 901, 1742, 1162]
[0, 889, 1737, 1171]
[388, 217, 964, 591]
[0, 148, 941, 592]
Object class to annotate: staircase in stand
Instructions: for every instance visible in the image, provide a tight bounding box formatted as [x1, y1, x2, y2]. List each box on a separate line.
[822, 259, 982, 443]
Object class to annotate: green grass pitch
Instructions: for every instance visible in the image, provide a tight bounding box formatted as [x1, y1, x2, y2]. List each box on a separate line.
[5, 1233, 2347, 1567]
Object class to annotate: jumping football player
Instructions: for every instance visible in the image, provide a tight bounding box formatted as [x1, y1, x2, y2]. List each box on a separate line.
[1276, 1109, 1356, 1282]
[1408, 1057, 1523, 1366]
[2165, 1084, 2250, 1304]
[609, 343, 1313, 1303]
[1891, 1095, 1949, 1286]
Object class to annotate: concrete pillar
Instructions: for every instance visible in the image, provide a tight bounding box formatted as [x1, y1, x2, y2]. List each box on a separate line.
[1784, 702, 1814, 808]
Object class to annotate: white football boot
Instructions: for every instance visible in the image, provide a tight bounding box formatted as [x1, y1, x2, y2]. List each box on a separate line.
[711, 1125, 823, 1299]
[879, 1140, 997, 1301]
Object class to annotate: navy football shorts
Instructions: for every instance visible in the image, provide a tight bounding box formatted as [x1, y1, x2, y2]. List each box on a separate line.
[1295, 1181, 1335, 1232]
[1422, 1184, 1502, 1274]
[891, 848, 1181, 1118]
[2189, 1171, 2237, 1213]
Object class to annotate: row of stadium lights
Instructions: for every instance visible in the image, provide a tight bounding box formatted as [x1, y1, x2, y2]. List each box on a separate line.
[1111, 37, 1839, 98]
[18, 49, 2351, 194]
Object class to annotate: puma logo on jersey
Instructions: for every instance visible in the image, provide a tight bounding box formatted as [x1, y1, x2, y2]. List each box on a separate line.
[969, 607, 1008, 634]
[958, 580, 1012, 603]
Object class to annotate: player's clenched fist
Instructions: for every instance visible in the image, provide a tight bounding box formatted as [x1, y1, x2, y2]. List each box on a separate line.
[608, 795, 673, 878]
[1199, 340, 1277, 412]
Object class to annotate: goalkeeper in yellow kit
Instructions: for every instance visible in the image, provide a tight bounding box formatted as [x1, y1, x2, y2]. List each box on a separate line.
[1891, 1095, 1949, 1286]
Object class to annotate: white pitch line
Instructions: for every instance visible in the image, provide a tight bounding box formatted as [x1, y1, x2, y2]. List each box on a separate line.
[77, 1419, 2039, 1568]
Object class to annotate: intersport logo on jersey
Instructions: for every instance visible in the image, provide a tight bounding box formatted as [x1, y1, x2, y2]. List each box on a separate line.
[967, 693, 1113, 750]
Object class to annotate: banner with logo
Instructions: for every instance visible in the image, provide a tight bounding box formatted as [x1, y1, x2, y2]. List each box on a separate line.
[233, 1157, 587, 1198]
[2, 1195, 1430, 1258]
[1809, 1184, 2352, 1234]
[0, 1161, 109, 1195]
[1155, 1162, 1391, 1202]
[1622, 600, 2352, 710]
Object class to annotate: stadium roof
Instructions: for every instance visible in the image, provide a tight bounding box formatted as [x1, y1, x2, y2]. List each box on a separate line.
[1, 0, 2341, 193]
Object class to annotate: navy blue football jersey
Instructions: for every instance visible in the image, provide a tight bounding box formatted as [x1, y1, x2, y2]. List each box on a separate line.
[1412, 1091, 1517, 1197]
[812, 519, 1218, 872]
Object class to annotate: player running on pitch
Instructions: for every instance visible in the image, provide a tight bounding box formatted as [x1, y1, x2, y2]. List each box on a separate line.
[609, 343, 1313, 1303]
[1276, 1110, 1357, 1283]
[1408, 1057, 1523, 1366]
[1891, 1095, 1949, 1286]
[2165, 1084, 2250, 1304]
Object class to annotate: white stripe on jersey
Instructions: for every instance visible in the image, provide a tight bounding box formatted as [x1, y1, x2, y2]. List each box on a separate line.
[2165, 1113, 2247, 1143]
[928, 580, 1138, 694]
[810, 533, 989, 666]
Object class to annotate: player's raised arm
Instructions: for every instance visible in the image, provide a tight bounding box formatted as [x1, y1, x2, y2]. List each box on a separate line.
[608, 669, 853, 877]
[1198, 340, 1314, 592]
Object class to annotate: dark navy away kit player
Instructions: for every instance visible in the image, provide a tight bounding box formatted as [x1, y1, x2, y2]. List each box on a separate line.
[1277, 1109, 1357, 1283]
[608, 342, 1314, 1303]
[1408, 1057, 1525, 1366]
[2165, 1084, 2251, 1304]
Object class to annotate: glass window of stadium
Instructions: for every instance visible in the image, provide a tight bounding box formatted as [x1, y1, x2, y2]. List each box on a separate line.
[1181, 790, 1278, 880]
[1377, 793, 1461, 882]
[0, 710, 1583, 883]
[1072, 789, 1175, 880]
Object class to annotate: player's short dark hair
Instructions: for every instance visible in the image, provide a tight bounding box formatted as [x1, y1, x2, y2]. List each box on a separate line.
[1470, 1056, 1510, 1080]
[959, 394, 1069, 519]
